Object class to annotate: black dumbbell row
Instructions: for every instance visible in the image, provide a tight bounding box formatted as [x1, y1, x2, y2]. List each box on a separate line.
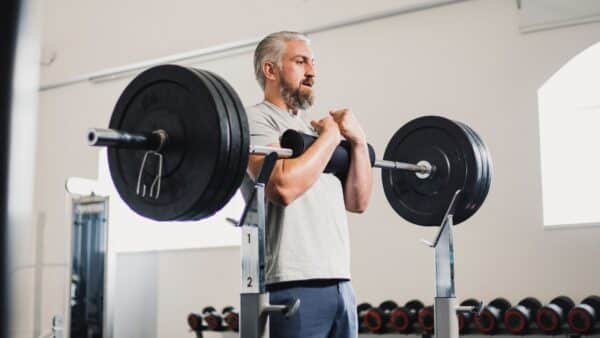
[187, 306, 239, 334]
[357, 295, 600, 335]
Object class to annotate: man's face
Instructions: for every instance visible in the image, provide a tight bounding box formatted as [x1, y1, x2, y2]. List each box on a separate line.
[277, 40, 315, 111]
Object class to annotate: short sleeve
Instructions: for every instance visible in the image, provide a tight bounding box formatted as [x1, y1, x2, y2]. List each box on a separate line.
[246, 104, 281, 146]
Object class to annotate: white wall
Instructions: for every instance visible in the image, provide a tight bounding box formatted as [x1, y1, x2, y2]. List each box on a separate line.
[39, 0, 454, 86]
[25, 0, 600, 337]
[114, 252, 159, 338]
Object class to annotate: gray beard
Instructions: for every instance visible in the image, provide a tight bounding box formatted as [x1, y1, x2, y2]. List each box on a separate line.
[280, 83, 314, 112]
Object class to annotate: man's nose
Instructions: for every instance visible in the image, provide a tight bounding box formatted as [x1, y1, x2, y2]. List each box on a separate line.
[305, 62, 315, 77]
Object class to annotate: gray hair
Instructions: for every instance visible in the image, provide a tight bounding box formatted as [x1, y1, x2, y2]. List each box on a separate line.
[253, 31, 310, 90]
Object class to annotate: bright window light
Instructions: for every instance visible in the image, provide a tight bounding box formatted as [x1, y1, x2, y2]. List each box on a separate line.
[538, 41, 600, 227]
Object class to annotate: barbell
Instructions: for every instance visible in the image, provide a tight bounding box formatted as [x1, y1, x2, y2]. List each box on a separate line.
[87, 64, 492, 226]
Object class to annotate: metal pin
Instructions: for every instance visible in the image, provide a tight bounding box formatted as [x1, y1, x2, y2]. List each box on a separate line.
[136, 151, 164, 199]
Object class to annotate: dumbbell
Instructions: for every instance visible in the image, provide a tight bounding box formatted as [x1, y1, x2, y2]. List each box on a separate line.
[222, 306, 239, 332]
[418, 305, 435, 334]
[363, 300, 398, 333]
[202, 306, 225, 331]
[388, 300, 424, 333]
[503, 297, 542, 334]
[475, 298, 511, 334]
[187, 312, 207, 332]
[568, 295, 600, 334]
[535, 296, 574, 334]
[357, 303, 373, 333]
[457, 298, 481, 334]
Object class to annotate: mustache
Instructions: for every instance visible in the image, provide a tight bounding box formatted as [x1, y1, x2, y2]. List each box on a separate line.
[301, 77, 314, 86]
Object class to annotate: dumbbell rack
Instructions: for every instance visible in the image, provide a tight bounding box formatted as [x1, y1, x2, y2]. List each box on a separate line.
[236, 152, 299, 338]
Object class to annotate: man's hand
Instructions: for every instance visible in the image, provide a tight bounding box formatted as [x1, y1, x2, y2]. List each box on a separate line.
[329, 109, 366, 145]
[247, 115, 344, 206]
[310, 115, 342, 144]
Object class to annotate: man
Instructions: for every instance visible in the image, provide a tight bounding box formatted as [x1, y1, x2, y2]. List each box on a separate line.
[242, 31, 373, 338]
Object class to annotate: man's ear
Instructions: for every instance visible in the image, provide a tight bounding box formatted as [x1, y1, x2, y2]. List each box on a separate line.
[262, 62, 277, 82]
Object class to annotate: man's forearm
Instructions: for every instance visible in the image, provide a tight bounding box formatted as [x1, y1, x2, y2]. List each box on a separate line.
[343, 142, 373, 213]
[266, 130, 340, 205]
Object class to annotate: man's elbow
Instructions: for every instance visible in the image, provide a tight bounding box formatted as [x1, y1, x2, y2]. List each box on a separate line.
[268, 184, 300, 207]
[349, 206, 367, 214]
[277, 190, 297, 206]
[354, 205, 368, 214]
[346, 202, 369, 214]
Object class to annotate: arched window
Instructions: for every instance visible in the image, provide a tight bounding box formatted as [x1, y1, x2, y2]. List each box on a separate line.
[538, 41, 600, 227]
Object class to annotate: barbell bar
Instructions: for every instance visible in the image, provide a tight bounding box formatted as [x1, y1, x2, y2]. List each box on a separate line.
[87, 128, 433, 176]
[86, 64, 492, 226]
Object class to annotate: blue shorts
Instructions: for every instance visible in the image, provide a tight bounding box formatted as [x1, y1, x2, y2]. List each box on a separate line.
[268, 279, 358, 338]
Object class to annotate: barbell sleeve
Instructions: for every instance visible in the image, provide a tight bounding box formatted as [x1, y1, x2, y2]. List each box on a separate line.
[373, 159, 431, 175]
[87, 128, 167, 151]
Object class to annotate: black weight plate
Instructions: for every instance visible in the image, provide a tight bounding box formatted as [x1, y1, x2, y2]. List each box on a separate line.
[455, 121, 487, 215]
[459, 123, 490, 220]
[457, 122, 492, 214]
[468, 124, 492, 214]
[181, 69, 249, 221]
[454, 122, 484, 213]
[188, 69, 248, 221]
[175, 68, 238, 220]
[381, 116, 480, 226]
[179, 69, 236, 220]
[204, 70, 250, 211]
[167, 67, 232, 220]
[201, 70, 243, 219]
[473, 125, 492, 210]
[108, 64, 230, 221]
[181, 69, 248, 221]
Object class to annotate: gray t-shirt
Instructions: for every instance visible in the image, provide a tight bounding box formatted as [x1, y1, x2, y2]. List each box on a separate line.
[240, 101, 351, 284]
